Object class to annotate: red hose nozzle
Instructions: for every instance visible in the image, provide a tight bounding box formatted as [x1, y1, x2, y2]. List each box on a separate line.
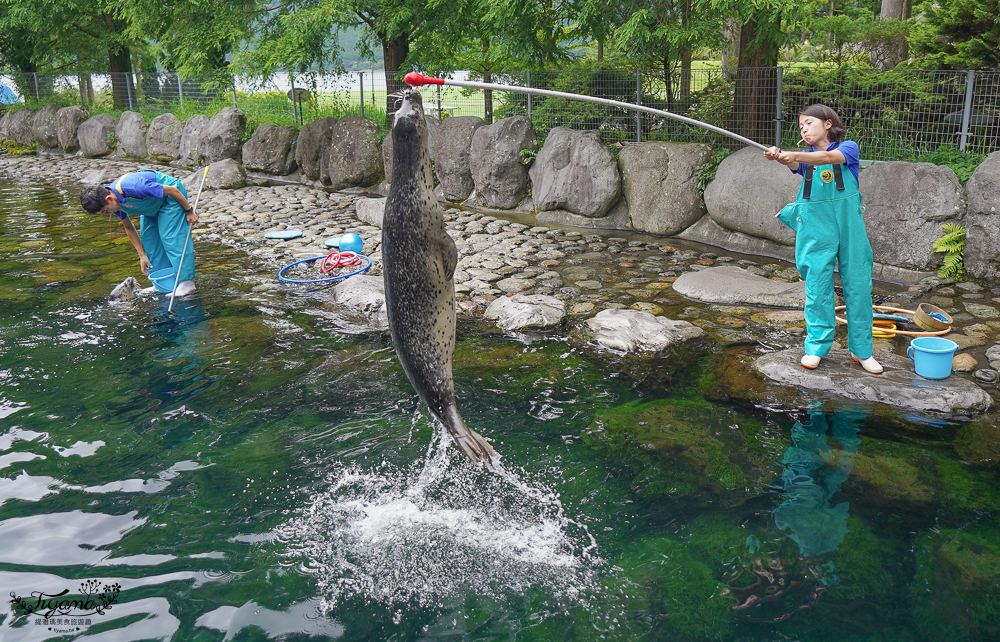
[404, 72, 444, 87]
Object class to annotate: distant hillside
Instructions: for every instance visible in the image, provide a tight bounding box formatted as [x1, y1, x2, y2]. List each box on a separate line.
[339, 26, 383, 71]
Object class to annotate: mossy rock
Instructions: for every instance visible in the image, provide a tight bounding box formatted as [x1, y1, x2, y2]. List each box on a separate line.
[953, 414, 1000, 469]
[582, 398, 778, 502]
[911, 525, 1000, 639]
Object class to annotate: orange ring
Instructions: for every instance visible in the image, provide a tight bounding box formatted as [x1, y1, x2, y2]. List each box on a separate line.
[834, 305, 951, 336]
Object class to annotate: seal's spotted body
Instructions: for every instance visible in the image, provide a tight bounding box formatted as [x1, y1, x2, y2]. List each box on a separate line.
[382, 89, 495, 464]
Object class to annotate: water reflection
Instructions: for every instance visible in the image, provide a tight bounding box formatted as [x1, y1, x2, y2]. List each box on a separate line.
[772, 405, 865, 559]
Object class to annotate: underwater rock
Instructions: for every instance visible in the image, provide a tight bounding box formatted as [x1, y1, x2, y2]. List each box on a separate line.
[953, 416, 1000, 469]
[755, 347, 993, 417]
[673, 265, 805, 308]
[584, 309, 704, 353]
[484, 293, 566, 332]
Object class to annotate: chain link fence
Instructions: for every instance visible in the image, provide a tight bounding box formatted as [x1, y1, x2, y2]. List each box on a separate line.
[2, 67, 997, 160]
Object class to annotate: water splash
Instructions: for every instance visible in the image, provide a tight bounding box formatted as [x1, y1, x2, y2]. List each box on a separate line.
[277, 425, 600, 611]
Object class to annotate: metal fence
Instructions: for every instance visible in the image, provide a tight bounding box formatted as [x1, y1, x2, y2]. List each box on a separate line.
[3, 67, 998, 160]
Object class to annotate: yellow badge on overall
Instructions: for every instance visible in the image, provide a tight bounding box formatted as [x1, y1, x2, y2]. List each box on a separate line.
[820, 169, 835, 183]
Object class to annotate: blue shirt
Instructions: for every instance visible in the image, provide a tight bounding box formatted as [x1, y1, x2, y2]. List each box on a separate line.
[104, 171, 165, 219]
[791, 140, 860, 184]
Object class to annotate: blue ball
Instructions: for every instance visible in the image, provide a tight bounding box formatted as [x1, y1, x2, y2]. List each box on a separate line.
[338, 233, 363, 254]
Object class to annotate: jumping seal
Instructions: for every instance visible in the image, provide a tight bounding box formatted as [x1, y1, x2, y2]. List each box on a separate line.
[382, 89, 496, 465]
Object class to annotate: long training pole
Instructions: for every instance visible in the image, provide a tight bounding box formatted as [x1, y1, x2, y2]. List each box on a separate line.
[402, 72, 771, 152]
[168, 166, 209, 313]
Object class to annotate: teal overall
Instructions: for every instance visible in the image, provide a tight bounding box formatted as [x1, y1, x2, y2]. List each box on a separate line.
[777, 158, 874, 359]
[112, 172, 195, 282]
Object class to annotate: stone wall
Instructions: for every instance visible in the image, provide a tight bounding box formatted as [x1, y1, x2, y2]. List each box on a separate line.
[1, 102, 991, 284]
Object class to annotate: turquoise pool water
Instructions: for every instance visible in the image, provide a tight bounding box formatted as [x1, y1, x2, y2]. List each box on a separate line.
[1, 178, 999, 641]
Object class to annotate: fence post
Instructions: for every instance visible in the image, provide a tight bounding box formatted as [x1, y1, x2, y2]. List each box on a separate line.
[358, 72, 365, 118]
[126, 73, 134, 110]
[959, 70, 976, 153]
[774, 66, 783, 149]
[437, 84, 442, 119]
[33, 73, 40, 102]
[177, 74, 184, 109]
[290, 78, 298, 126]
[526, 71, 532, 117]
[635, 70, 642, 143]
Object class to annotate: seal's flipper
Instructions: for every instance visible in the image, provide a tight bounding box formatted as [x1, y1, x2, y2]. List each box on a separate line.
[441, 403, 496, 467]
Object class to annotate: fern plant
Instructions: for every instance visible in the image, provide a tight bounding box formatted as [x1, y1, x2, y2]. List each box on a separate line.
[932, 223, 966, 279]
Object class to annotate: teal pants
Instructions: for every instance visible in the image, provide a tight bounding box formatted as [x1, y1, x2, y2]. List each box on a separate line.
[118, 172, 195, 282]
[778, 165, 874, 359]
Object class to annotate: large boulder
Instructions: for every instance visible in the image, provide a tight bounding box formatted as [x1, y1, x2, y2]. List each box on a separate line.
[964, 152, 1000, 280]
[146, 113, 184, 161]
[242, 123, 297, 175]
[619, 142, 714, 235]
[115, 111, 148, 159]
[0, 113, 10, 140]
[585, 309, 705, 353]
[484, 294, 566, 332]
[382, 115, 440, 183]
[673, 265, 805, 307]
[295, 117, 336, 182]
[470, 116, 537, 209]
[7, 108, 37, 145]
[433, 116, 485, 201]
[181, 158, 246, 192]
[325, 116, 383, 190]
[77, 114, 118, 157]
[197, 107, 244, 163]
[178, 115, 209, 166]
[528, 127, 620, 218]
[860, 161, 965, 271]
[703, 146, 800, 245]
[56, 106, 88, 153]
[31, 103, 61, 148]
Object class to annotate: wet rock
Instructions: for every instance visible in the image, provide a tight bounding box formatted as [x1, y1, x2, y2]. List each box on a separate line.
[860, 162, 965, 271]
[964, 151, 1000, 279]
[529, 127, 620, 218]
[945, 333, 987, 350]
[198, 107, 245, 163]
[470, 116, 537, 209]
[56, 106, 88, 153]
[965, 302, 999, 319]
[178, 114, 209, 166]
[115, 111, 148, 159]
[433, 116, 485, 201]
[77, 114, 118, 157]
[755, 347, 992, 417]
[295, 117, 336, 182]
[146, 113, 184, 161]
[325, 116, 383, 190]
[974, 369, 998, 384]
[619, 142, 713, 235]
[31, 103, 60, 148]
[585, 309, 704, 353]
[673, 265, 805, 307]
[242, 123, 297, 175]
[333, 275, 388, 329]
[484, 294, 566, 331]
[703, 146, 799, 245]
[952, 353, 978, 372]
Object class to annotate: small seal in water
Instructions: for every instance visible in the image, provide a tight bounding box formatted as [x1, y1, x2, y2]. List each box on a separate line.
[382, 89, 496, 465]
[109, 276, 141, 303]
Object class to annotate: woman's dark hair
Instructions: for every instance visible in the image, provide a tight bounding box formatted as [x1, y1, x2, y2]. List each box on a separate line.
[80, 185, 109, 213]
[799, 104, 847, 142]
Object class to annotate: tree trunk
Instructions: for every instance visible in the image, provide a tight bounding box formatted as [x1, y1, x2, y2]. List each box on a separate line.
[874, 0, 912, 70]
[481, 39, 493, 124]
[680, 0, 692, 103]
[109, 47, 134, 110]
[732, 17, 779, 145]
[382, 33, 410, 127]
[597, 37, 604, 62]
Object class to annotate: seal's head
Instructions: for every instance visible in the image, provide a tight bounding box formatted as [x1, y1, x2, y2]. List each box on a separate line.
[391, 89, 431, 185]
[393, 88, 426, 130]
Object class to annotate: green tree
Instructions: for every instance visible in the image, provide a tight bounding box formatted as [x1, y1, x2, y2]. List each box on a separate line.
[910, 0, 1000, 69]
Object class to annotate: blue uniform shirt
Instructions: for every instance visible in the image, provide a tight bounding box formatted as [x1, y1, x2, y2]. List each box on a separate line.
[104, 171, 165, 219]
[791, 140, 860, 184]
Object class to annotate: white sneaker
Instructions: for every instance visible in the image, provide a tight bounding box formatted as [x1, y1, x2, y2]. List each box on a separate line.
[173, 280, 196, 297]
[851, 353, 883, 374]
[800, 354, 822, 369]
